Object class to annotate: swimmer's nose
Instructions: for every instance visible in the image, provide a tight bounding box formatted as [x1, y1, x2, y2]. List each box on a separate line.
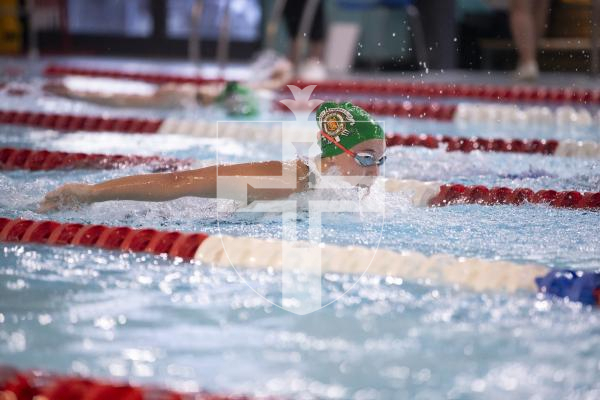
[364, 165, 379, 177]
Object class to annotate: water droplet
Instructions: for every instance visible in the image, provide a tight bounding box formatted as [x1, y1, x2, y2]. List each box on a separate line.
[38, 314, 52, 325]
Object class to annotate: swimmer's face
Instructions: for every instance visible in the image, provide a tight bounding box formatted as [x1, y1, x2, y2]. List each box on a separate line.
[321, 139, 386, 187]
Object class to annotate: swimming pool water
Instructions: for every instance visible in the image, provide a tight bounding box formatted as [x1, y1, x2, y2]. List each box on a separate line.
[1, 58, 600, 399]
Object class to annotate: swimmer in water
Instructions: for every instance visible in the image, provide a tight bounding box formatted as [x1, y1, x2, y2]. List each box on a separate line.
[44, 58, 293, 113]
[38, 101, 386, 212]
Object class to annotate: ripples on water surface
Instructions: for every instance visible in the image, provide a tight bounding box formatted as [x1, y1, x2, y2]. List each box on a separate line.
[1, 63, 600, 399]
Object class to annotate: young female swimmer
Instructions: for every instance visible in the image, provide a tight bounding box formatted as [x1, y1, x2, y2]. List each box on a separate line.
[43, 59, 293, 112]
[39, 102, 386, 212]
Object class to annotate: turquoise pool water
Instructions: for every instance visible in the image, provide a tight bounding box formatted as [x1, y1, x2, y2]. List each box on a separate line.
[1, 59, 600, 399]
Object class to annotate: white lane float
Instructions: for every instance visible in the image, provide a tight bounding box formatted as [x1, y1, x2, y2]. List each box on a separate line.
[453, 102, 599, 129]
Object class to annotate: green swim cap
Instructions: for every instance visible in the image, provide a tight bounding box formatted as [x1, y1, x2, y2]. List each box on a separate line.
[217, 82, 259, 117]
[316, 101, 385, 158]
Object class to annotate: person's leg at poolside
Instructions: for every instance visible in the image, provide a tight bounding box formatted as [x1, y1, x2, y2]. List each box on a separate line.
[534, 0, 551, 39]
[509, 0, 550, 79]
[283, 0, 324, 64]
[510, 0, 536, 68]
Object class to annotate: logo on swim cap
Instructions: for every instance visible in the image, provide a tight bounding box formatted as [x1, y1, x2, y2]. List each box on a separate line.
[318, 107, 355, 142]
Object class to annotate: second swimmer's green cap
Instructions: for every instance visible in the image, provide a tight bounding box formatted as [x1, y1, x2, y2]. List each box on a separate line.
[217, 82, 259, 117]
[316, 101, 385, 158]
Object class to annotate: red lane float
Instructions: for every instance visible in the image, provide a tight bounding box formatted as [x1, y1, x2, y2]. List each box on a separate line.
[0, 365, 253, 400]
[293, 80, 600, 105]
[386, 133, 560, 155]
[0, 217, 208, 260]
[43, 64, 600, 105]
[274, 99, 457, 120]
[44, 64, 224, 86]
[428, 184, 600, 209]
[0, 109, 163, 133]
[0, 147, 190, 171]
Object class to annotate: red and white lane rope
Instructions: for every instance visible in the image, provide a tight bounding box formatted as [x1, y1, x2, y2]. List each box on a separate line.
[386, 133, 600, 158]
[276, 99, 600, 127]
[1, 146, 598, 210]
[3, 84, 598, 126]
[298, 80, 600, 105]
[43, 63, 600, 105]
[5, 83, 596, 127]
[0, 147, 190, 171]
[0, 145, 598, 210]
[273, 99, 457, 121]
[386, 179, 600, 209]
[0, 365, 252, 400]
[0, 109, 162, 133]
[1, 109, 599, 159]
[1, 217, 598, 304]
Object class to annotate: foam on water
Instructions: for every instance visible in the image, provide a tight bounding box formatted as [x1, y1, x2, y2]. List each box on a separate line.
[1, 245, 600, 399]
[1, 62, 600, 399]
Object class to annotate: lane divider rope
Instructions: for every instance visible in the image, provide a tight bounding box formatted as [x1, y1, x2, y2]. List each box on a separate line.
[295, 80, 600, 105]
[2, 109, 598, 159]
[385, 179, 600, 209]
[0, 147, 190, 171]
[43, 63, 600, 105]
[1, 145, 598, 210]
[4, 83, 591, 126]
[273, 99, 457, 120]
[0, 144, 598, 210]
[386, 133, 600, 158]
[0, 216, 598, 305]
[0, 365, 252, 400]
[387, 133, 559, 154]
[0, 109, 163, 133]
[6, 84, 597, 126]
[276, 99, 599, 126]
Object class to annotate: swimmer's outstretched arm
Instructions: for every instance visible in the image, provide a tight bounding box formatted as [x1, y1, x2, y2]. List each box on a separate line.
[39, 160, 308, 212]
[44, 82, 225, 108]
[44, 81, 169, 108]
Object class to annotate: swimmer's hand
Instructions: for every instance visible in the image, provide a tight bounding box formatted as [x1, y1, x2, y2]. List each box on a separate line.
[38, 183, 94, 213]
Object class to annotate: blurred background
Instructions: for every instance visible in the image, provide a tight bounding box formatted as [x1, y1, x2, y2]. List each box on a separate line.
[0, 0, 598, 77]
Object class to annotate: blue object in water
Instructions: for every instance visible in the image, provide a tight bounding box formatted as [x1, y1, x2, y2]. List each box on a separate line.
[535, 270, 600, 305]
